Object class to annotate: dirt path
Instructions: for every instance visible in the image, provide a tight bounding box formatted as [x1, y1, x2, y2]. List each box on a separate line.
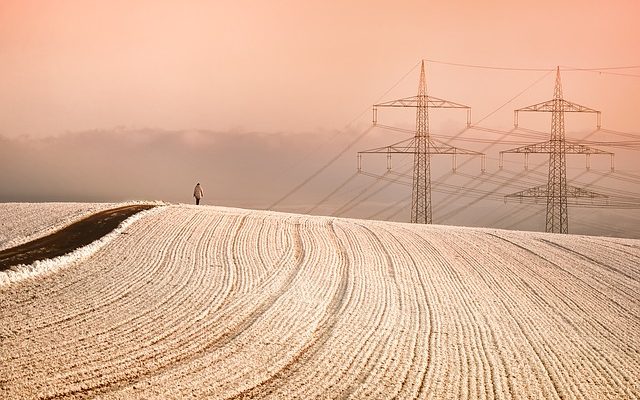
[0, 205, 155, 271]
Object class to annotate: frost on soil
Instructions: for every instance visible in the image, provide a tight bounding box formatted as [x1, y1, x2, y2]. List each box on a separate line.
[0, 204, 638, 399]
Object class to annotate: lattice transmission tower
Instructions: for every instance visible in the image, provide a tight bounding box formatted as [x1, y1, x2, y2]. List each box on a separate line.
[358, 60, 484, 224]
[500, 67, 613, 234]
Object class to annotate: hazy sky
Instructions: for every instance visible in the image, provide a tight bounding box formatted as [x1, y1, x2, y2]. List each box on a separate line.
[1, 0, 639, 237]
[1, 0, 639, 136]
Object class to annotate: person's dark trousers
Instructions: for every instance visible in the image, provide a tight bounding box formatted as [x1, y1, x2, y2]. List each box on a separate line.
[196, 199, 200, 205]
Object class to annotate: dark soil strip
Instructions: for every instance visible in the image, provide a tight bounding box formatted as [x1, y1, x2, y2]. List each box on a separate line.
[0, 205, 156, 271]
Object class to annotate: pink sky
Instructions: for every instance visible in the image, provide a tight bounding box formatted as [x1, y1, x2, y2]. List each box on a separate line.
[0, 0, 639, 236]
[1, 0, 639, 137]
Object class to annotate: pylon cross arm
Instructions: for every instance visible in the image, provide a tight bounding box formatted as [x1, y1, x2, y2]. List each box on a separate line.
[564, 142, 612, 155]
[359, 138, 483, 156]
[501, 140, 612, 155]
[565, 186, 608, 199]
[505, 184, 608, 200]
[516, 99, 599, 114]
[428, 139, 484, 155]
[505, 185, 547, 199]
[358, 138, 415, 154]
[501, 141, 553, 154]
[374, 95, 471, 109]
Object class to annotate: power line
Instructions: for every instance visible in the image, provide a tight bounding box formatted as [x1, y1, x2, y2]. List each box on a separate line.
[600, 128, 640, 140]
[559, 64, 640, 78]
[367, 194, 410, 220]
[505, 208, 546, 231]
[268, 126, 374, 210]
[268, 62, 423, 211]
[473, 70, 554, 125]
[563, 65, 640, 71]
[332, 170, 396, 217]
[306, 172, 359, 215]
[424, 58, 640, 76]
[424, 58, 553, 71]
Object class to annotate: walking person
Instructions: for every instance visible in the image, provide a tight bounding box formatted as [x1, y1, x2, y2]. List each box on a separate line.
[193, 182, 204, 205]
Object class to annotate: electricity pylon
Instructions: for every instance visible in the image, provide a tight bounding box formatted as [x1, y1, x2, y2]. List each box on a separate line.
[358, 60, 484, 224]
[500, 67, 613, 234]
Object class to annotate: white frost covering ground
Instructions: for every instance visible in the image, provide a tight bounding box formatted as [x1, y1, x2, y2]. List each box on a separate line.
[0, 204, 639, 399]
[0, 206, 164, 286]
[0, 202, 120, 251]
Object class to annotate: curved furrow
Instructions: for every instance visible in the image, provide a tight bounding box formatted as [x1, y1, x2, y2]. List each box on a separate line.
[4, 208, 204, 346]
[254, 215, 273, 283]
[444, 229, 566, 399]
[359, 222, 433, 399]
[2, 207, 239, 397]
[479, 230, 638, 399]
[4, 208, 224, 397]
[101, 215, 312, 398]
[491, 231, 640, 345]
[375, 224, 441, 399]
[414, 228, 484, 399]
[2, 205, 639, 399]
[599, 237, 640, 254]
[0, 208, 162, 326]
[398, 225, 509, 400]
[427, 230, 510, 400]
[449, 229, 576, 399]
[343, 222, 427, 399]
[76, 210, 231, 364]
[302, 220, 400, 399]
[70, 207, 238, 394]
[539, 233, 640, 280]
[63, 212, 296, 394]
[538, 237, 639, 300]
[0, 206, 178, 335]
[278, 220, 391, 399]
[216, 217, 386, 399]
[3, 208, 204, 348]
[232, 214, 266, 295]
[423, 226, 520, 398]
[371, 225, 451, 400]
[312, 219, 408, 399]
[0, 207, 192, 377]
[579, 237, 640, 278]
[484, 230, 612, 399]
[219, 218, 352, 399]
[107, 216, 312, 397]
[515, 236, 640, 398]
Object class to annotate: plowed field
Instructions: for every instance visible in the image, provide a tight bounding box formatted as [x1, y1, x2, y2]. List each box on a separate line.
[1, 204, 638, 399]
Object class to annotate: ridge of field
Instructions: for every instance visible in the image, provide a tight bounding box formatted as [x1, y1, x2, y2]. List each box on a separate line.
[0, 204, 638, 399]
[0, 204, 156, 272]
[0, 203, 116, 251]
[0, 201, 162, 252]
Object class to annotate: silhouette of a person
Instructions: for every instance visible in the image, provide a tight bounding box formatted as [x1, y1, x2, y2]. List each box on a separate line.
[193, 183, 204, 205]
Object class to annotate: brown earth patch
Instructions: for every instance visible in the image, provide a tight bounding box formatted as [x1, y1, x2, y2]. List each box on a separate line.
[0, 204, 155, 271]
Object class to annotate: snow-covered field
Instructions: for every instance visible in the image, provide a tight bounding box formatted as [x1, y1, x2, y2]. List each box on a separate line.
[1, 204, 639, 399]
